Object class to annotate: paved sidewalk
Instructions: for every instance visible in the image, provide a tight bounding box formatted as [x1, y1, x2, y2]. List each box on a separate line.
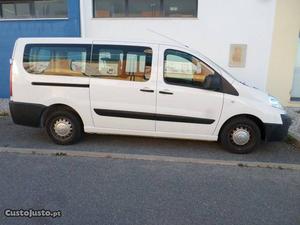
[286, 107, 300, 141]
[0, 98, 9, 115]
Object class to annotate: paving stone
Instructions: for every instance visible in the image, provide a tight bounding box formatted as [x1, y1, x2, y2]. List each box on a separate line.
[286, 107, 300, 141]
[0, 98, 9, 114]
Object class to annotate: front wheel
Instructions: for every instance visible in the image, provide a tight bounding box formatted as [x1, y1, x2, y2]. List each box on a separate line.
[219, 117, 261, 154]
[45, 110, 83, 145]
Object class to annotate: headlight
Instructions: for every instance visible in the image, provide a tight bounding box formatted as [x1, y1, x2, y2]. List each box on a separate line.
[269, 96, 283, 110]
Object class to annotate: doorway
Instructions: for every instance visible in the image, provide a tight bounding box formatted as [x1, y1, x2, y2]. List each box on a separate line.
[291, 34, 300, 101]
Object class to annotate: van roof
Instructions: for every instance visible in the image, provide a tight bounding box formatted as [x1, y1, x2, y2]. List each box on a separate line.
[16, 37, 189, 49]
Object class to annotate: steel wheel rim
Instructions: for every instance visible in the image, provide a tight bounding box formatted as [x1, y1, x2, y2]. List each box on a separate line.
[52, 118, 73, 139]
[230, 127, 251, 146]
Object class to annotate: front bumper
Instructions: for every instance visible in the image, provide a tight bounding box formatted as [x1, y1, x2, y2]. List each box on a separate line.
[265, 114, 292, 142]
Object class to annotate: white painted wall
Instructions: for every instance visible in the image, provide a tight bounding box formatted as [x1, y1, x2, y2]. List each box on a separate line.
[295, 39, 300, 68]
[81, 0, 276, 90]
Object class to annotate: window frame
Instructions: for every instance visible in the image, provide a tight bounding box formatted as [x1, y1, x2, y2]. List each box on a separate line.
[0, 0, 68, 20]
[163, 49, 221, 91]
[23, 44, 92, 77]
[91, 44, 153, 83]
[92, 0, 198, 18]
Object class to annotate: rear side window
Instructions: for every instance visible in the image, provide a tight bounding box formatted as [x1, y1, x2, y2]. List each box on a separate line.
[23, 44, 91, 77]
[89, 45, 153, 82]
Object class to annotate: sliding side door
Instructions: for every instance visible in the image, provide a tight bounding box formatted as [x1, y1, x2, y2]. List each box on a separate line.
[89, 42, 158, 133]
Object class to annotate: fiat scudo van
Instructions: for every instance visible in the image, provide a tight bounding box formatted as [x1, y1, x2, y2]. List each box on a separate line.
[9, 38, 291, 154]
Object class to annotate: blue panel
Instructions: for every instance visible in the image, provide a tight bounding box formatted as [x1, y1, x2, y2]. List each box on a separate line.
[0, 0, 81, 98]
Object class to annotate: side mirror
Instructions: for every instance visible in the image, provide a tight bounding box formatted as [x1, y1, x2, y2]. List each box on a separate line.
[203, 74, 222, 91]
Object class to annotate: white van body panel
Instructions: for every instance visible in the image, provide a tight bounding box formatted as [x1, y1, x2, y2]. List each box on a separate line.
[10, 38, 288, 143]
[11, 38, 94, 128]
[213, 81, 286, 137]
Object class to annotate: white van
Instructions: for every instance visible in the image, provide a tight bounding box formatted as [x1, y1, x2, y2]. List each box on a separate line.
[9, 38, 291, 154]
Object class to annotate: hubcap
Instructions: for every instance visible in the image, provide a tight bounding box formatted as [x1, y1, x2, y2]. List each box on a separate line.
[53, 118, 72, 138]
[231, 127, 250, 146]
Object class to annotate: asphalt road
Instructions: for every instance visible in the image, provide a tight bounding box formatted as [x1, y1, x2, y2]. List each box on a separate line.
[0, 116, 300, 164]
[0, 152, 299, 225]
[0, 116, 300, 225]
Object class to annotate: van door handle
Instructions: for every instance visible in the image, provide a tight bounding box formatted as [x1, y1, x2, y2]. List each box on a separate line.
[140, 88, 154, 93]
[159, 90, 173, 95]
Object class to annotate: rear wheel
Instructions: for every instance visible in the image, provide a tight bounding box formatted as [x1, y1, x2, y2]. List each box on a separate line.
[45, 110, 83, 145]
[220, 117, 261, 154]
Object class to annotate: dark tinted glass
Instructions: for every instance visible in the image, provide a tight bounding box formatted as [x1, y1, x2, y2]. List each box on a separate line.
[1, 2, 31, 19]
[34, 0, 68, 18]
[93, 0, 198, 18]
[163, 0, 197, 17]
[15, 3, 31, 18]
[94, 0, 126, 17]
[128, 0, 161, 17]
[0, 0, 68, 19]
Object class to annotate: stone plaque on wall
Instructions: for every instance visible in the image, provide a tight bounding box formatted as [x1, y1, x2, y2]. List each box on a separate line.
[229, 44, 247, 68]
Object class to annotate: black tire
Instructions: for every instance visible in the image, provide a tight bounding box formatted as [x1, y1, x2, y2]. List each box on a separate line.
[45, 110, 83, 145]
[219, 117, 261, 154]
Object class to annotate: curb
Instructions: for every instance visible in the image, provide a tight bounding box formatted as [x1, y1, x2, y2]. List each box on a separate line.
[1, 147, 300, 171]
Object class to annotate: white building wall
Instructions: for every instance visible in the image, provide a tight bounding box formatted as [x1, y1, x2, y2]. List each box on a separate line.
[81, 0, 276, 90]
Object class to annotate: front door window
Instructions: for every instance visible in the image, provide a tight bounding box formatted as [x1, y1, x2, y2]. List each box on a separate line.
[164, 49, 216, 89]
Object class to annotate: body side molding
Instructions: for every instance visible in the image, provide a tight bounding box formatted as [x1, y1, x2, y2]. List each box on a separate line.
[94, 109, 215, 124]
[32, 82, 89, 88]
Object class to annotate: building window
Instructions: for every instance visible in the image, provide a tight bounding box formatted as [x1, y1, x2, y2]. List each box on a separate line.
[23, 44, 91, 77]
[0, 0, 68, 19]
[93, 0, 198, 18]
[128, 0, 161, 17]
[90, 45, 153, 82]
[163, 0, 197, 17]
[94, 0, 126, 18]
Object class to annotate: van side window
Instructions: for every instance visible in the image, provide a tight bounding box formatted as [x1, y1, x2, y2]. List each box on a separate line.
[164, 49, 216, 89]
[23, 44, 91, 77]
[89, 45, 152, 82]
